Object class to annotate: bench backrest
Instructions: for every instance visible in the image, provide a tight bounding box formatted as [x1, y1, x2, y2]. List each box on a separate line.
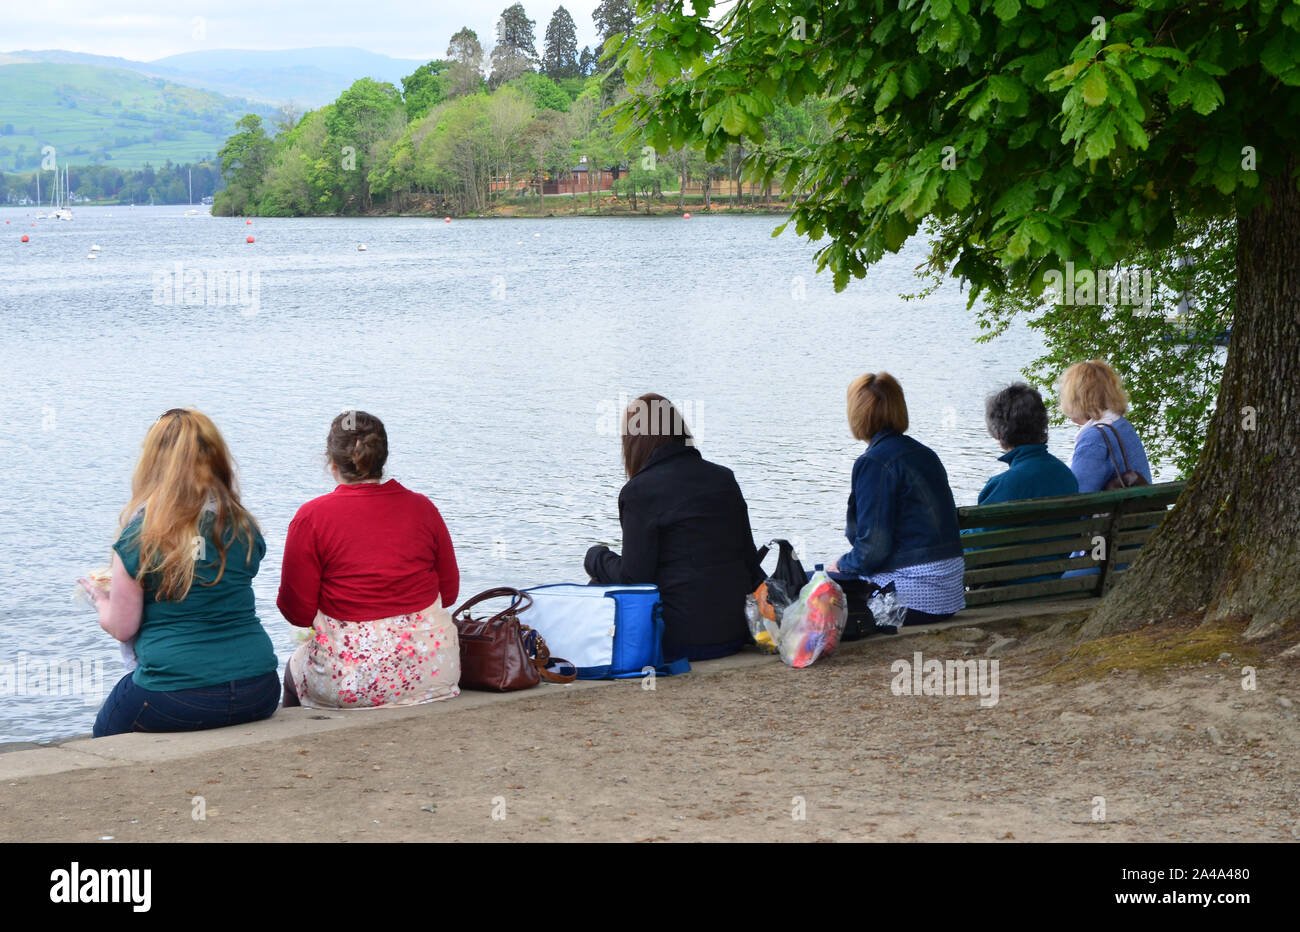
[957, 481, 1185, 606]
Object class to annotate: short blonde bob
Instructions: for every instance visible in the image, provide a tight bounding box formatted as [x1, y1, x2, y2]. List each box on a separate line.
[847, 372, 909, 442]
[1058, 359, 1130, 421]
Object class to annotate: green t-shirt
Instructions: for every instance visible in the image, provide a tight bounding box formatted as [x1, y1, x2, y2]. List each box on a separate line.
[114, 511, 277, 691]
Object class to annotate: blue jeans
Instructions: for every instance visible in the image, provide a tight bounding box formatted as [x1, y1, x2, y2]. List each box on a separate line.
[93, 671, 280, 738]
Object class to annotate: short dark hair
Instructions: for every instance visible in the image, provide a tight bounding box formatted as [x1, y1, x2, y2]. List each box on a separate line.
[985, 382, 1049, 447]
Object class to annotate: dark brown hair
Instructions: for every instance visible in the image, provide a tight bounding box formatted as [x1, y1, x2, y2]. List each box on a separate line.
[621, 393, 692, 478]
[847, 372, 909, 442]
[327, 410, 388, 481]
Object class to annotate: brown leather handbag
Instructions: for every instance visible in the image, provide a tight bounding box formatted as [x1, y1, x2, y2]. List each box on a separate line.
[452, 588, 576, 691]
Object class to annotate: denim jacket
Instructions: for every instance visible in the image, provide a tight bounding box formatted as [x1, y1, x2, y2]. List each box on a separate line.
[837, 430, 962, 576]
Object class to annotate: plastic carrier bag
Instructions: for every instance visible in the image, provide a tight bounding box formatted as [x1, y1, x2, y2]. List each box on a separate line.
[745, 591, 779, 654]
[868, 581, 908, 632]
[764, 571, 847, 668]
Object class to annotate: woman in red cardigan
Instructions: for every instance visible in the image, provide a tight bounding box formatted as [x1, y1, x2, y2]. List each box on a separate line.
[277, 411, 461, 709]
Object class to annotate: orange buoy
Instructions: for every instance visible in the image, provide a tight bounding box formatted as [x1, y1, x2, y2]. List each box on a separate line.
[21, 234, 29, 242]
[246, 219, 252, 225]
[246, 235, 255, 243]
[444, 217, 451, 223]
[684, 212, 691, 219]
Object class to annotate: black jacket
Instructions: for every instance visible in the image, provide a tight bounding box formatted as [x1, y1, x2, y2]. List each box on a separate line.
[585, 443, 765, 658]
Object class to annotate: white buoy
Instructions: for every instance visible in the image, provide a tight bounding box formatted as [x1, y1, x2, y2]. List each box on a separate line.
[87, 253, 96, 259]
[90, 244, 101, 251]
[357, 243, 367, 251]
[533, 232, 541, 237]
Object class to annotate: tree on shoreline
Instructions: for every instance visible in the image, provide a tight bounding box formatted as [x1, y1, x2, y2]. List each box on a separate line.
[614, 0, 1300, 640]
[447, 28, 485, 98]
[490, 3, 539, 89]
[543, 6, 581, 80]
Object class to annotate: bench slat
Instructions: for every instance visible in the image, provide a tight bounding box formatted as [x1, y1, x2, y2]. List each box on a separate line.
[959, 516, 1112, 549]
[1116, 528, 1156, 548]
[1115, 510, 1173, 531]
[962, 536, 1099, 567]
[964, 555, 1097, 585]
[964, 574, 1099, 605]
[957, 481, 1184, 528]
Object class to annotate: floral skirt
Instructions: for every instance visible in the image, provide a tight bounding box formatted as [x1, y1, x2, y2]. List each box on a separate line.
[288, 600, 460, 709]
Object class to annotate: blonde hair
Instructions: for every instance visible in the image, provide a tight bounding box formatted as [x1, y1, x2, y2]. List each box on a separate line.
[847, 372, 909, 442]
[1058, 360, 1130, 421]
[120, 408, 258, 601]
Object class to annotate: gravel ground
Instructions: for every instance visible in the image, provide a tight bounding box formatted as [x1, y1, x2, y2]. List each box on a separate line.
[2, 618, 1296, 842]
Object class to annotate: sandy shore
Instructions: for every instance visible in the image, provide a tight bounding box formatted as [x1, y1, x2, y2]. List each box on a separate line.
[2, 607, 1296, 843]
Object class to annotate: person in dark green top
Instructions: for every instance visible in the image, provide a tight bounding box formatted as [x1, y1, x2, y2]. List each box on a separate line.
[962, 383, 1080, 584]
[976, 382, 1079, 506]
[83, 409, 279, 737]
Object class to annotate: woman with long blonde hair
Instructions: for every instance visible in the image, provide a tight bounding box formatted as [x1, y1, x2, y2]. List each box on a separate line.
[83, 409, 279, 736]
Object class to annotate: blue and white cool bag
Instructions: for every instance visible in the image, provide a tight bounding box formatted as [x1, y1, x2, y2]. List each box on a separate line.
[523, 584, 690, 680]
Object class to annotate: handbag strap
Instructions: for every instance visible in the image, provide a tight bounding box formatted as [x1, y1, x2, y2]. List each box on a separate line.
[452, 587, 533, 624]
[1093, 423, 1128, 482]
[518, 623, 577, 683]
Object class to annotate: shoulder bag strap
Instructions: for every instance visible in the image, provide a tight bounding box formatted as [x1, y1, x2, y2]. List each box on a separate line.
[1097, 422, 1134, 473]
[1093, 424, 1126, 483]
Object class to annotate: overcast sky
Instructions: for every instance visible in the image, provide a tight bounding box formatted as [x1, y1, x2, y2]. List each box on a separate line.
[5, 0, 606, 62]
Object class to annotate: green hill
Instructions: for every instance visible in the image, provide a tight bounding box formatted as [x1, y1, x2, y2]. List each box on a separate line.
[0, 62, 276, 171]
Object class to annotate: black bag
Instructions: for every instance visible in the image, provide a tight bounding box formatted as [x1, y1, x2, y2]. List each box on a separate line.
[833, 576, 883, 641]
[755, 539, 809, 616]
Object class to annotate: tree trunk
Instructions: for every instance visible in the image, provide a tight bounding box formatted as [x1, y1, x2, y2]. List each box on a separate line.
[1083, 157, 1300, 641]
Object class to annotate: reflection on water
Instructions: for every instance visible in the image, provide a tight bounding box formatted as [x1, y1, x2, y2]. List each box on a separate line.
[0, 206, 1113, 741]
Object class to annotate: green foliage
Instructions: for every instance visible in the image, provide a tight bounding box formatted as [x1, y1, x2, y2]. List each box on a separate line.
[612, 0, 1300, 297]
[1, 159, 222, 205]
[402, 61, 450, 121]
[968, 216, 1235, 478]
[511, 72, 571, 112]
[214, 113, 272, 213]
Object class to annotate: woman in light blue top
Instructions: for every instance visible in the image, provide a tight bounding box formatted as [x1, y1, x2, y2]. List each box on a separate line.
[1058, 360, 1152, 491]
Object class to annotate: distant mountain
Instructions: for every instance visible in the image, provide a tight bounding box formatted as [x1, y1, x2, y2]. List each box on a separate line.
[6, 47, 431, 108]
[0, 62, 278, 172]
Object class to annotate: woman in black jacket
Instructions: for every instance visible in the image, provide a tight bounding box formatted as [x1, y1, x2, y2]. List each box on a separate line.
[585, 393, 765, 662]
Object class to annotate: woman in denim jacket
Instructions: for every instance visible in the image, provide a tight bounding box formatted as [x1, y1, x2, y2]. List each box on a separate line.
[827, 373, 965, 625]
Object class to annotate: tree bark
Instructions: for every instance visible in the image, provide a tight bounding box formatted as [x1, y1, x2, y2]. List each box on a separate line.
[1083, 158, 1300, 641]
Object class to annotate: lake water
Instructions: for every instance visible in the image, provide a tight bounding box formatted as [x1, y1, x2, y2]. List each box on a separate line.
[0, 205, 1132, 743]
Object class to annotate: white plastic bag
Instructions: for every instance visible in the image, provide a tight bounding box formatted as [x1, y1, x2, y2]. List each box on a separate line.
[868, 581, 908, 632]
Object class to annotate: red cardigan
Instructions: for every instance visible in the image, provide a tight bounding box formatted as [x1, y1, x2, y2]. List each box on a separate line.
[276, 480, 460, 626]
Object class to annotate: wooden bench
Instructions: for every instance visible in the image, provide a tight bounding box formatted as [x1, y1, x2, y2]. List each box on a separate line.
[957, 481, 1186, 606]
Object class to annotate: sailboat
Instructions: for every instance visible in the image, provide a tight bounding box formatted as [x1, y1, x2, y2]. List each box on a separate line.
[53, 165, 74, 221]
